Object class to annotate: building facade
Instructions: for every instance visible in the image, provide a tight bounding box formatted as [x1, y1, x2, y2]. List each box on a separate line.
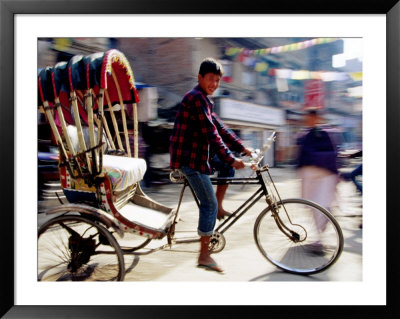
[38, 37, 362, 170]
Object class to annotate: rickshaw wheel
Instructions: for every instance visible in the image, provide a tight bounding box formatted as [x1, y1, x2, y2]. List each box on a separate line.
[38, 215, 125, 281]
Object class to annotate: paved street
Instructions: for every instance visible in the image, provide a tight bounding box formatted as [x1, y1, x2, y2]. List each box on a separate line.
[115, 166, 362, 282]
[38, 166, 362, 282]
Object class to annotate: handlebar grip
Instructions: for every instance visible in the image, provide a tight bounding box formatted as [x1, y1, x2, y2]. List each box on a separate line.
[244, 162, 256, 167]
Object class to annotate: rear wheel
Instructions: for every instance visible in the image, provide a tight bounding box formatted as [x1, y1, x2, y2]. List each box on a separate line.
[254, 198, 343, 275]
[38, 215, 125, 281]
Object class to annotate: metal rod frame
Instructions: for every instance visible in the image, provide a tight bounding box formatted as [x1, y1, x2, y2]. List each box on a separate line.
[123, 170, 274, 255]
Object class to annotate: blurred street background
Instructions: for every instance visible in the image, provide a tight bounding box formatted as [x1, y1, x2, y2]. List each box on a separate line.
[38, 37, 362, 191]
[37, 37, 363, 281]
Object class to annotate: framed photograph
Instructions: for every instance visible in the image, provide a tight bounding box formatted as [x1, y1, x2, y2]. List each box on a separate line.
[1, 0, 398, 317]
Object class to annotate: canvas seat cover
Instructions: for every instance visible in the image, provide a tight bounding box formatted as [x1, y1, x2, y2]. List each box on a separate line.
[67, 125, 146, 191]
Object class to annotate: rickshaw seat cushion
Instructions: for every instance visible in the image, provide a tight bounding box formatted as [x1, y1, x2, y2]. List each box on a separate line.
[103, 155, 147, 191]
[65, 125, 145, 191]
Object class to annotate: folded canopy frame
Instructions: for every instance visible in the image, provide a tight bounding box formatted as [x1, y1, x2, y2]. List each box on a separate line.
[38, 49, 141, 183]
[38, 65, 78, 177]
[90, 49, 140, 158]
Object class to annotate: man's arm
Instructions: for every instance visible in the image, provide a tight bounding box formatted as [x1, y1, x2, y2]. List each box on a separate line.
[212, 112, 246, 154]
[193, 95, 237, 165]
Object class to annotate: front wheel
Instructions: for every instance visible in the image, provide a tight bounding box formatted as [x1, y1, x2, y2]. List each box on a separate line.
[254, 198, 343, 275]
[38, 215, 125, 281]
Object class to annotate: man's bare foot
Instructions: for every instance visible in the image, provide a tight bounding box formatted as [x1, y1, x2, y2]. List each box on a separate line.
[217, 210, 232, 220]
[197, 255, 223, 273]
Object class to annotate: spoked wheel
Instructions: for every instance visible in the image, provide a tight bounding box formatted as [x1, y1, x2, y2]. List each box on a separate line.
[38, 215, 125, 281]
[254, 198, 344, 275]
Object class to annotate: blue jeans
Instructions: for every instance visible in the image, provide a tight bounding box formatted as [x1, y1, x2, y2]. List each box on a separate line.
[179, 166, 218, 236]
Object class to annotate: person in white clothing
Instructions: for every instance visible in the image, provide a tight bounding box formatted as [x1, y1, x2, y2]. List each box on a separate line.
[296, 109, 340, 233]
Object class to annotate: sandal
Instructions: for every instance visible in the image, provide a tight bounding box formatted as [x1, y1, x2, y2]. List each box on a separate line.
[197, 263, 224, 273]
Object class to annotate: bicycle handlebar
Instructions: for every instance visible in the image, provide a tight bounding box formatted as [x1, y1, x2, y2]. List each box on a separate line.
[245, 131, 276, 167]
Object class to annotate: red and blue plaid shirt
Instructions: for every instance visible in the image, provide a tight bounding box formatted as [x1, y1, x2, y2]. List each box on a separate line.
[170, 85, 245, 174]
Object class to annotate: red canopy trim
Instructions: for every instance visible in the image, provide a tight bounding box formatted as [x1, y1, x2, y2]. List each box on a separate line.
[100, 49, 135, 91]
[100, 49, 139, 105]
[38, 78, 45, 104]
[68, 67, 74, 92]
[86, 62, 91, 90]
[51, 72, 58, 100]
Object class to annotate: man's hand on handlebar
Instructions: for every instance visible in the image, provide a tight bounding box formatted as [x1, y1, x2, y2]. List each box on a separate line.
[232, 147, 262, 171]
[242, 147, 253, 157]
[232, 158, 246, 169]
[247, 163, 258, 170]
[232, 158, 258, 171]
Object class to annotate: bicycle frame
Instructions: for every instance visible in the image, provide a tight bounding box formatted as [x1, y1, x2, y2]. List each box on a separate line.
[122, 167, 271, 255]
[170, 166, 271, 242]
[166, 162, 306, 247]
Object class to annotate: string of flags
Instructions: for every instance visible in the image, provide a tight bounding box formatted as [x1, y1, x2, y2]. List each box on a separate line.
[223, 38, 362, 82]
[224, 37, 340, 57]
[269, 69, 362, 82]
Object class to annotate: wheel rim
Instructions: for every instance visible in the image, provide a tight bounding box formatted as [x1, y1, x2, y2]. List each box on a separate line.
[254, 199, 343, 274]
[38, 215, 124, 281]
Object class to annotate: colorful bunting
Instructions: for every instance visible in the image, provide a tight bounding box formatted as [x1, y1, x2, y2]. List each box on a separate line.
[254, 61, 268, 72]
[349, 72, 363, 82]
[222, 38, 361, 82]
[225, 38, 340, 58]
[271, 68, 362, 82]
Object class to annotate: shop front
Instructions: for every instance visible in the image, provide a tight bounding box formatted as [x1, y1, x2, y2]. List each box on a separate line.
[213, 97, 286, 167]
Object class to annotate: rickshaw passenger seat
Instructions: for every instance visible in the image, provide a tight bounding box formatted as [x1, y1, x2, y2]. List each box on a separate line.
[103, 155, 147, 192]
[66, 124, 147, 192]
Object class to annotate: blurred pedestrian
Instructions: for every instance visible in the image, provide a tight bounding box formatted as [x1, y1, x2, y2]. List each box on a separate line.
[169, 57, 252, 273]
[296, 109, 340, 233]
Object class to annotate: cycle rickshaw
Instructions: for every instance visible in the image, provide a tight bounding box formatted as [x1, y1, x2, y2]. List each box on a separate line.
[38, 49, 343, 281]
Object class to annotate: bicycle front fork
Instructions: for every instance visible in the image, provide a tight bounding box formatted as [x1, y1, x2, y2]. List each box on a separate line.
[267, 196, 307, 243]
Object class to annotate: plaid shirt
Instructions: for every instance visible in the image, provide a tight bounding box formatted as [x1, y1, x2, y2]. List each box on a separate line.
[170, 85, 245, 174]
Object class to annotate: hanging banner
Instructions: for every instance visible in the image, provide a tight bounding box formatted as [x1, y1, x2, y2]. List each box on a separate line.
[304, 80, 326, 109]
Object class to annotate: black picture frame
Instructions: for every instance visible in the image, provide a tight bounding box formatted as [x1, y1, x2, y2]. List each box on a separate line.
[1, 0, 398, 318]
